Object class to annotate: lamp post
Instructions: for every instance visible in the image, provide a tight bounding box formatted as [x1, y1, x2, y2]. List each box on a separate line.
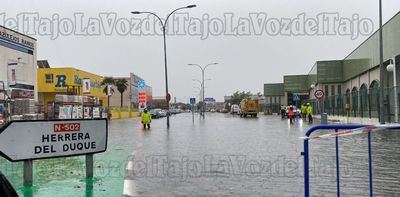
[192, 78, 211, 112]
[131, 4, 196, 128]
[387, 57, 398, 122]
[188, 63, 218, 119]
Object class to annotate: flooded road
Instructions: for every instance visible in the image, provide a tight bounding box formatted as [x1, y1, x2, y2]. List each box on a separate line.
[1, 113, 399, 196]
[124, 113, 400, 197]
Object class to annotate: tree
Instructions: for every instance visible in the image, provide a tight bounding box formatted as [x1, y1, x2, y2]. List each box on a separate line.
[101, 77, 115, 109]
[230, 91, 252, 104]
[115, 78, 128, 108]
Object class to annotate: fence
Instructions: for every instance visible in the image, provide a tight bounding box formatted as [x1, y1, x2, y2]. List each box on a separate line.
[301, 124, 400, 197]
[265, 87, 400, 123]
[319, 87, 399, 122]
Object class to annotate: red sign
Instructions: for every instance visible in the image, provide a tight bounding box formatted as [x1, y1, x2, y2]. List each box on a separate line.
[166, 93, 171, 102]
[138, 91, 147, 104]
[314, 90, 325, 100]
[54, 123, 81, 132]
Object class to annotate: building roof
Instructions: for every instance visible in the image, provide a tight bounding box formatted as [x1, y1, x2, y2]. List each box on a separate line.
[0, 25, 37, 41]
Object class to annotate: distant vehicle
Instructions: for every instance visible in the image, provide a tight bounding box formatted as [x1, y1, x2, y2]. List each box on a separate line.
[230, 104, 240, 114]
[159, 110, 167, 117]
[150, 109, 162, 119]
[170, 109, 184, 115]
[210, 109, 216, 112]
[0, 114, 4, 125]
[239, 98, 259, 118]
[221, 108, 229, 113]
[169, 109, 178, 115]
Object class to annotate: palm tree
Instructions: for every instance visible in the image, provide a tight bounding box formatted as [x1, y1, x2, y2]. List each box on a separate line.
[101, 77, 115, 109]
[115, 78, 128, 107]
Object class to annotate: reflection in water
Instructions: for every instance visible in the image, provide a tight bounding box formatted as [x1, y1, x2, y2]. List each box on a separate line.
[85, 178, 94, 197]
[20, 185, 35, 197]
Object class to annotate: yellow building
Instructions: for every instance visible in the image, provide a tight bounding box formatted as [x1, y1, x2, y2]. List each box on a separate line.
[37, 67, 107, 115]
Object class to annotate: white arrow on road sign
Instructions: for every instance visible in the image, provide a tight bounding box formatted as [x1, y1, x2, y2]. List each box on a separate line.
[0, 119, 108, 162]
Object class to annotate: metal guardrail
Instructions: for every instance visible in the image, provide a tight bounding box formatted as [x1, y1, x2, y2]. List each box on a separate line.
[301, 124, 400, 197]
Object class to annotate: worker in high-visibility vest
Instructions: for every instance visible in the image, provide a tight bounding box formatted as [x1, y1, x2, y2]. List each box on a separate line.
[141, 108, 152, 129]
[307, 103, 313, 123]
[280, 105, 286, 119]
[301, 104, 307, 119]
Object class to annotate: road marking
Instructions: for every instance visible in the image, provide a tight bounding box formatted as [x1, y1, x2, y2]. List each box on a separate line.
[126, 161, 134, 171]
[123, 179, 137, 197]
[123, 143, 143, 196]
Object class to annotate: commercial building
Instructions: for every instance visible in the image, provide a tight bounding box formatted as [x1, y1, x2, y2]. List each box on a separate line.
[37, 65, 107, 118]
[130, 73, 152, 109]
[0, 25, 37, 122]
[264, 11, 400, 123]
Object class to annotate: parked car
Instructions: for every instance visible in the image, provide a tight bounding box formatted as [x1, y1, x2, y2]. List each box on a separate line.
[221, 109, 229, 113]
[150, 109, 162, 119]
[170, 109, 183, 115]
[159, 110, 168, 117]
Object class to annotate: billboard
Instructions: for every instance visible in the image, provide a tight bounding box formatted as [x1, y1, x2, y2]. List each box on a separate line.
[130, 73, 144, 105]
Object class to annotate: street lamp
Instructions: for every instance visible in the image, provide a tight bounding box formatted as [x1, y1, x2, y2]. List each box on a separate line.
[188, 63, 218, 119]
[387, 57, 398, 122]
[131, 4, 197, 128]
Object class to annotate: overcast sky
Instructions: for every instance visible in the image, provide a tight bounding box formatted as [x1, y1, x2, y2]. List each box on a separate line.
[2, 0, 400, 102]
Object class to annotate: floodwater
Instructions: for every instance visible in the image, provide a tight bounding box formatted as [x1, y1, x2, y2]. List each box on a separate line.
[0, 113, 399, 196]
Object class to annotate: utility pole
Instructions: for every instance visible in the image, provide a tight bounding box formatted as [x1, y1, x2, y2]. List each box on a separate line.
[188, 63, 218, 119]
[132, 4, 197, 128]
[378, 0, 385, 124]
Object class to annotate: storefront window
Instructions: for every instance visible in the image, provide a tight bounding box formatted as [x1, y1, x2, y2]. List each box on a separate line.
[45, 74, 53, 83]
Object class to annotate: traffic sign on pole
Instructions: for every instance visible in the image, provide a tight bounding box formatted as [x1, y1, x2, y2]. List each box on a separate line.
[293, 94, 300, 101]
[314, 90, 325, 100]
[166, 93, 171, 102]
[0, 119, 108, 162]
[190, 98, 196, 105]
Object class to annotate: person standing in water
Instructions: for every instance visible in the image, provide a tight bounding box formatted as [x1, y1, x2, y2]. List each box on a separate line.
[288, 106, 295, 124]
[141, 108, 152, 129]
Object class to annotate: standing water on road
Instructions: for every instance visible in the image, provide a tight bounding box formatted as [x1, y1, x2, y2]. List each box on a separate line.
[1, 113, 399, 196]
[125, 113, 400, 196]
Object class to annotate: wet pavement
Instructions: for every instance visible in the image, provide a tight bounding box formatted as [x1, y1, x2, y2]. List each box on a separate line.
[1, 113, 400, 196]
[123, 113, 400, 197]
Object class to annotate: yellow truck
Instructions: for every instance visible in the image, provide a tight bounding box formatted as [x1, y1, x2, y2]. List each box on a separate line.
[239, 98, 259, 117]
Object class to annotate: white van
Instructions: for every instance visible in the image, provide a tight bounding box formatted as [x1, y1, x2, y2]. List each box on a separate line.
[230, 104, 240, 114]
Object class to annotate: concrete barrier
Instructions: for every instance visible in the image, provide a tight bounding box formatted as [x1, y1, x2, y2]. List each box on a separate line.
[110, 107, 138, 119]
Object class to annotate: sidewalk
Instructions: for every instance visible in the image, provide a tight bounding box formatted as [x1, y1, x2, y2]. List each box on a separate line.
[314, 114, 380, 124]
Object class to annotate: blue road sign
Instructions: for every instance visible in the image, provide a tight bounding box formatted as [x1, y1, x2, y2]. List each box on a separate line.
[190, 98, 196, 105]
[138, 81, 146, 89]
[293, 94, 300, 101]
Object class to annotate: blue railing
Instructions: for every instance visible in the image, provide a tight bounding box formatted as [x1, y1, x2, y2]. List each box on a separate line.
[301, 124, 400, 197]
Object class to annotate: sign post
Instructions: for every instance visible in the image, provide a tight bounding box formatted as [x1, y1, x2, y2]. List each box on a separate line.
[86, 154, 94, 178]
[0, 119, 108, 186]
[314, 89, 325, 117]
[190, 98, 196, 123]
[23, 160, 33, 186]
